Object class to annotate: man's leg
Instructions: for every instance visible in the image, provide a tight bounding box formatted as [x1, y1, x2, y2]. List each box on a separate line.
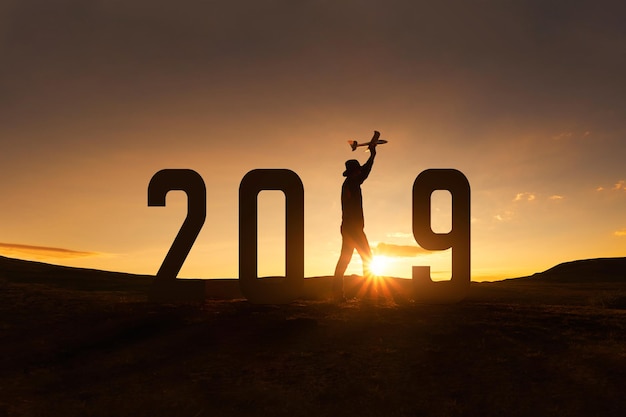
[333, 230, 355, 298]
[352, 229, 373, 277]
[353, 229, 384, 300]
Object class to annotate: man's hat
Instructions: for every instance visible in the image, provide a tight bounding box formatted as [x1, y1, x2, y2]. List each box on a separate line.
[343, 159, 361, 176]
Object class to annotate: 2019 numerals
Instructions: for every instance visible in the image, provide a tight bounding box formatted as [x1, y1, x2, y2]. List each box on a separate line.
[149, 168, 470, 304]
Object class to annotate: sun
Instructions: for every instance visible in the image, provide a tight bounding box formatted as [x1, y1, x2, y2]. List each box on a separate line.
[370, 255, 389, 276]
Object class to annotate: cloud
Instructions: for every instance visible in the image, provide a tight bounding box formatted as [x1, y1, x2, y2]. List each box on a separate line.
[0, 243, 99, 259]
[552, 132, 573, 141]
[614, 229, 626, 237]
[386, 232, 413, 239]
[373, 243, 429, 257]
[494, 210, 514, 222]
[551, 130, 592, 141]
[597, 180, 626, 193]
[514, 192, 535, 202]
[549, 195, 564, 200]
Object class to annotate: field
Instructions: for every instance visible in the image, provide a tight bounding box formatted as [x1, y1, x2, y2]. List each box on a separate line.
[1, 256, 625, 417]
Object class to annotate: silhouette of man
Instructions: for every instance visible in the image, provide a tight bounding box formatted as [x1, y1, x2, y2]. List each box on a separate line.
[332, 134, 379, 301]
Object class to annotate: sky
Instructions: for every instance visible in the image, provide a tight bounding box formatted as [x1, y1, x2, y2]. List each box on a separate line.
[1, 0, 625, 281]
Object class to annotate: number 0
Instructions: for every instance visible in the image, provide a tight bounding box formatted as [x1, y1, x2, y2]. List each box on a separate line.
[239, 169, 304, 304]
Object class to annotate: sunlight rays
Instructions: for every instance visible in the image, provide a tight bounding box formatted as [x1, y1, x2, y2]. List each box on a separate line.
[369, 255, 389, 276]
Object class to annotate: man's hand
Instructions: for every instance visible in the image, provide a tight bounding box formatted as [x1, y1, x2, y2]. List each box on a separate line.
[368, 130, 380, 155]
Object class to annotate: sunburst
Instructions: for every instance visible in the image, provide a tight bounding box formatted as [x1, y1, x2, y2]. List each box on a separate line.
[369, 255, 389, 276]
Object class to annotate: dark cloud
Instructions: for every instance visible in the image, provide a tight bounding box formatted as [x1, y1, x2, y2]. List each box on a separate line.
[1, 0, 625, 143]
[0, 242, 99, 259]
[4, 1, 624, 92]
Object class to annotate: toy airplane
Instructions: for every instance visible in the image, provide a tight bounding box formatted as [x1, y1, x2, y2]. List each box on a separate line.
[348, 130, 388, 151]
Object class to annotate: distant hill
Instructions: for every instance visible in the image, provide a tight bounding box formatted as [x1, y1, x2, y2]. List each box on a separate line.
[520, 257, 626, 283]
[2, 255, 626, 294]
[0, 255, 153, 291]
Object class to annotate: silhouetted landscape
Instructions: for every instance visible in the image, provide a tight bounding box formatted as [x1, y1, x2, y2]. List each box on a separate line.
[1, 255, 625, 416]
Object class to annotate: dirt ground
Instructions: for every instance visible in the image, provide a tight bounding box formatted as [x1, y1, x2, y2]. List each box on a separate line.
[1, 265, 626, 416]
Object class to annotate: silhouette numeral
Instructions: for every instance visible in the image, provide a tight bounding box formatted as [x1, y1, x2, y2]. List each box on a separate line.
[148, 169, 206, 301]
[147, 167, 470, 303]
[412, 169, 470, 303]
[239, 169, 304, 304]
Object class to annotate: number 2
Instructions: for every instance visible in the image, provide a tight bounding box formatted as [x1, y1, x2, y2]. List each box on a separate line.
[147, 169, 206, 301]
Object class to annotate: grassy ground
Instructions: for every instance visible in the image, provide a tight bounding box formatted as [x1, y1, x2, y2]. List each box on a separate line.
[1, 267, 626, 416]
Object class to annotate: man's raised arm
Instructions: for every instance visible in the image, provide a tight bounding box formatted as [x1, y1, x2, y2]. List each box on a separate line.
[359, 145, 377, 182]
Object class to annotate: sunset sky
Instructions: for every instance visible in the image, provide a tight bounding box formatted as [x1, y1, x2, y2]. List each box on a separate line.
[1, 0, 625, 281]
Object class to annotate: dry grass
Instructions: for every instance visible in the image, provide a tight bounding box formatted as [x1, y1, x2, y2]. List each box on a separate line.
[1, 260, 626, 416]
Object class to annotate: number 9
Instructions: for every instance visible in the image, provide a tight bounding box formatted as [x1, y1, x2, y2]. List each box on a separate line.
[412, 169, 470, 303]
